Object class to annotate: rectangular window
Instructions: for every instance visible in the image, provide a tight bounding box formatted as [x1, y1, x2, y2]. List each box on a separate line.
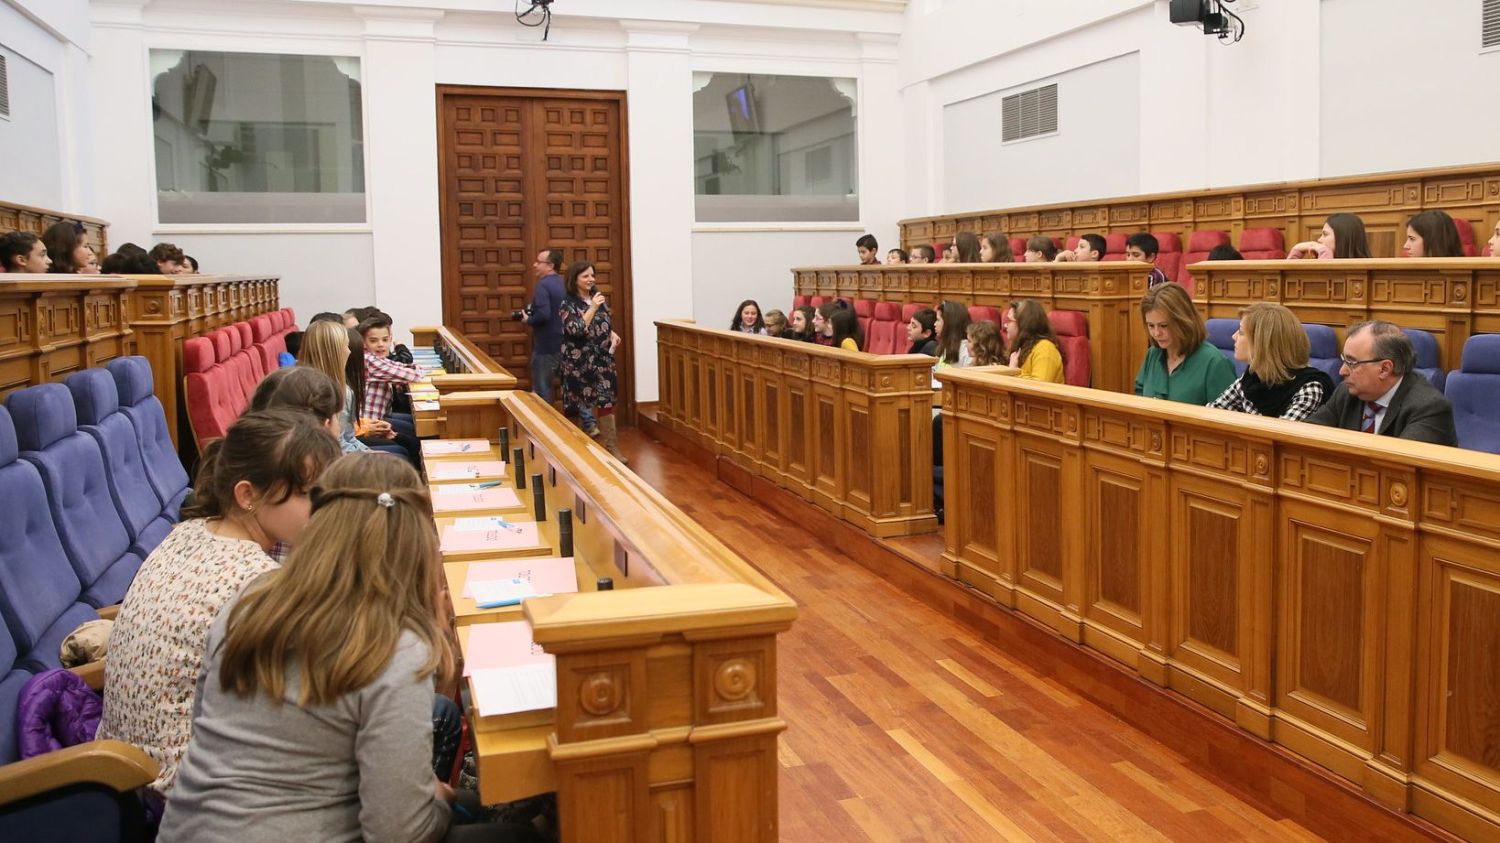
[151, 50, 365, 224]
[693, 73, 858, 223]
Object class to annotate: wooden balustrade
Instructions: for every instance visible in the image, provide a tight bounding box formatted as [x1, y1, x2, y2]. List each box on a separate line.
[655, 320, 937, 537]
[791, 263, 1151, 393]
[0, 276, 135, 397]
[0, 200, 109, 257]
[936, 365, 1500, 841]
[449, 390, 796, 842]
[1191, 257, 1500, 371]
[902, 160, 1500, 260]
[410, 326, 518, 437]
[124, 274, 281, 448]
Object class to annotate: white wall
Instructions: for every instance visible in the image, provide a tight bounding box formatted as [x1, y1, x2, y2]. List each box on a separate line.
[943, 52, 1140, 212]
[690, 229, 856, 325]
[1320, 0, 1500, 177]
[86, 0, 905, 403]
[900, 0, 1484, 219]
[0, 0, 93, 211]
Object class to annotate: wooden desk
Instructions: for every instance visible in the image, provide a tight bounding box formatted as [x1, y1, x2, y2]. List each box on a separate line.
[656, 319, 939, 537]
[935, 365, 1500, 841]
[790, 263, 1150, 393]
[443, 392, 796, 841]
[409, 326, 518, 438]
[0, 276, 135, 397]
[1191, 257, 1500, 371]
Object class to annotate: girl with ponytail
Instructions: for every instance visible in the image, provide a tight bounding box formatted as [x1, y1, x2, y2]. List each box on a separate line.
[161, 453, 508, 842]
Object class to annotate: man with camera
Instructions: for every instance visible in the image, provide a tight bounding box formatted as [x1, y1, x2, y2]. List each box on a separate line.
[516, 248, 567, 403]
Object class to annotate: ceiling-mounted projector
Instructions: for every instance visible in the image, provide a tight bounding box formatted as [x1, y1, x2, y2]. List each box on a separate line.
[1169, 0, 1244, 43]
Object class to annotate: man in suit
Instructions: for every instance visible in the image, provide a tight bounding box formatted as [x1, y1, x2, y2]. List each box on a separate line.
[1307, 320, 1456, 445]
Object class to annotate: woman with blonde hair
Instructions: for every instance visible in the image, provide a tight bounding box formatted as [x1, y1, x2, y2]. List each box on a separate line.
[160, 453, 498, 842]
[1003, 300, 1065, 383]
[1208, 303, 1333, 420]
[1133, 283, 1236, 404]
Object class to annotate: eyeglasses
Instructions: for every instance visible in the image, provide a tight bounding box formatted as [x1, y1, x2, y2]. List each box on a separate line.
[1340, 355, 1387, 369]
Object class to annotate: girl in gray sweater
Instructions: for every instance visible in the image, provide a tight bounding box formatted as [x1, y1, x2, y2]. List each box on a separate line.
[160, 453, 456, 843]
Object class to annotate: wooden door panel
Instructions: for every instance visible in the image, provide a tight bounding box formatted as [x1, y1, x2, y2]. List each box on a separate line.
[439, 88, 632, 408]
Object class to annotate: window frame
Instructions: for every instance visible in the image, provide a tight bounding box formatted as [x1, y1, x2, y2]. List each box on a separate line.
[144, 41, 374, 234]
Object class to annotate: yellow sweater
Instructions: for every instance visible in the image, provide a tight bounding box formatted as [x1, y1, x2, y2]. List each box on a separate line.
[1018, 339, 1064, 383]
[840, 337, 860, 352]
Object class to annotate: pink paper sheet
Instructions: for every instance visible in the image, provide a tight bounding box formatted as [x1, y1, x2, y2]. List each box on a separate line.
[461, 557, 578, 599]
[440, 521, 542, 555]
[422, 439, 493, 456]
[428, 460, 506, 482]
[431, 486, 523, 513]
[463, 620, 553, 675]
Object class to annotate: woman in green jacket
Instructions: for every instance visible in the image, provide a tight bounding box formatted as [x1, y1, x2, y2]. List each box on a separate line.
[1133, 282, 1236, 404]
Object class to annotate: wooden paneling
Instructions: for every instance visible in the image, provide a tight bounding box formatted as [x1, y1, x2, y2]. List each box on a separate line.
[656, 321, 937, 538]
[937, 366, 1500, 840]
[0, 277, 134, 398]
[0, 200, 108, 256]
[437, 87, 634, 415]
[439, 391, 796, 843]
[791, 263, 1150, 393]
[1193, 258, 1500, 371]
[902, 160, 1500, 260]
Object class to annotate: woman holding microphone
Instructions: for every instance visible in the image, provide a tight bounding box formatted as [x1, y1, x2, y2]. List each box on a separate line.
[560, 260, 627, 464]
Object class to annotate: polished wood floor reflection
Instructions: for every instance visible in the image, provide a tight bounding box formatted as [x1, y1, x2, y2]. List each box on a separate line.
[620, 431, 1326, 843]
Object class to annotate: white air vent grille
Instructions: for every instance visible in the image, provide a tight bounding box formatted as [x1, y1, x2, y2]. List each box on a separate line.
[1486, 0, 1500, 49]
[1001, 83, 1057, 143]
[0, 55, 9, 118]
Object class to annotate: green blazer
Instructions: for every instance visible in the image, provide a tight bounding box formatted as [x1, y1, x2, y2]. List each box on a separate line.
[1134, 340, 1238, 405]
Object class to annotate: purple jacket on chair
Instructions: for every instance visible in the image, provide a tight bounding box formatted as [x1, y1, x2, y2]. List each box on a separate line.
[16, 668, 102, 758]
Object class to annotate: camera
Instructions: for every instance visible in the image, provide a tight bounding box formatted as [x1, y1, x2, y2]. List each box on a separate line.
[509, 304, 532, 322]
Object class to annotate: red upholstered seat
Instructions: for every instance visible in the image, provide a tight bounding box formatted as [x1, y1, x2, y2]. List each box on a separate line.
[900, 303, 925, 323]
[1047, 310, 1091, 387]
[1238, 227, 1286, 260]
[1454, 218, 1478, 256]
[1066, 236, 1081, 251]
[1101, 233, 1129, 261]
[183, 336, 237, 445]
[234, 322, 253, 348]
[792, 295, 809, 308]
[250, 315, 281, 372]
[968, 305, 1001, 326]
[866, 302, 903, 355]
[1009, 237, 1027, 260]
[932, 241, 947, 261]
[809, 296, 829, 308]
[1181, 230, 1231, 290]
[854, 299, 876, 341]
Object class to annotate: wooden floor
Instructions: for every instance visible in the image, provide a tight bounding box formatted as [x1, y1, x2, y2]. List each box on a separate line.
[619, 431, 1328, 843]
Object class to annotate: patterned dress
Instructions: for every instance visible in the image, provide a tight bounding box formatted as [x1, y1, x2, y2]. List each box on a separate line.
[559, 295, 616, 417]
[97, 518, 278, 796]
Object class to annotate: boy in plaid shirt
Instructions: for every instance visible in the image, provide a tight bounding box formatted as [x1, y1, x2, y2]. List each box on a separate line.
[357, 312, 423, 464]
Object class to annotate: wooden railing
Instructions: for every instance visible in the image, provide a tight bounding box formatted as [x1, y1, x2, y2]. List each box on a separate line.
[0, 273, 280, 438]
[410, 326, 519, 438]
[936, 365, 1500, 841]
[451, 391, 796, 842]
[1191, 257, 1500, 371]
[125, 274, 281, 447]
[791, 263, 1151, 393]
[655, 320, 937, 537]
[0, 276, 136, 397]
[0, 200, 109, 257]
[901, 160, 1500, 260]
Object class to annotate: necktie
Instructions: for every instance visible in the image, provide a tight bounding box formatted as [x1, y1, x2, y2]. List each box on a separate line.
[1361, 401, 1381, 434]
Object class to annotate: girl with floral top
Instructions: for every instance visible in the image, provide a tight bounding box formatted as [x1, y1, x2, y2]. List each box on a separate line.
[98, 409, 342, 800]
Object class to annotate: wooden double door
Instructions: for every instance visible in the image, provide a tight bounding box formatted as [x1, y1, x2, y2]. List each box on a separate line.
[437, 86, 633, 414]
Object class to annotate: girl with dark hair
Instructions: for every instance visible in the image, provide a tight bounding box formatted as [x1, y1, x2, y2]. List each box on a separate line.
[980, 234, 1012, 263]
[906, 308, 938, 355]
[830, 309, 863, 351]
[933, 301, 972, 369]
[561, 261, 627, 463]
[99, 410, 342, 803]
[1289, 213, 1371, 259]
[1405, 210, 1465, 258]
[730, 300, 767, 334]
[1023, 236, 1059, 263]
[953, 232, 981, 263]
[789, 305, 818, 342]
[1004, 300, 1065, 382]
[42, 221, 99, 274]
[811, 302, 842, 346]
